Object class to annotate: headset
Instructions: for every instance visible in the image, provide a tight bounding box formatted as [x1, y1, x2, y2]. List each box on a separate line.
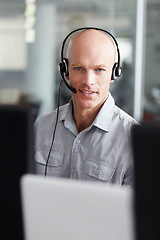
[58, 27, 122, 94]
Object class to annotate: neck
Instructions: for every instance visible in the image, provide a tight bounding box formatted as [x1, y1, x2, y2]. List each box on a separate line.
[73, 106, 100, 133]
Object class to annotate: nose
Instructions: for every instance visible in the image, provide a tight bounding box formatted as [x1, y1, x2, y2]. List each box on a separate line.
[82, 70, 95, 86]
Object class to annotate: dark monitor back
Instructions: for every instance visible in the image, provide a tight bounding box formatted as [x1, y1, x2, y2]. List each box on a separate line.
[0, 104, 37, 240]
[131, 123, 160, 240]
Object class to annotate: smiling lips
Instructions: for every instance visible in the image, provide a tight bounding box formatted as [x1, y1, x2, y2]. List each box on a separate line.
[79, 89, 97, 94]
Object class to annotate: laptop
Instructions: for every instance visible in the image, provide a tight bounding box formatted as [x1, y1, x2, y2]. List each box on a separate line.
[131, 123, 160, 240]
[20, 174, 135, 240]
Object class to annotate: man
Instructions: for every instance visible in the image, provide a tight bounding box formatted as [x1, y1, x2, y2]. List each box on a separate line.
[35, 29, 138, 187]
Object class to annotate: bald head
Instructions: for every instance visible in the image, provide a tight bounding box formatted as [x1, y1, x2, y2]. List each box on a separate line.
[67, 29, 116, 66]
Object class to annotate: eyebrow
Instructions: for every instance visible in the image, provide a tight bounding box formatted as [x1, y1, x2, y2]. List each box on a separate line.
[71, 62, 81, 66]
[71, 63, 109, 68]
[95, 64, 108, 68]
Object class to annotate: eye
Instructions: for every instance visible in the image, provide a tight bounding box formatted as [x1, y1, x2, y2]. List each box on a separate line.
[97, 68, 104, 72]
[75, 67, 82, 71]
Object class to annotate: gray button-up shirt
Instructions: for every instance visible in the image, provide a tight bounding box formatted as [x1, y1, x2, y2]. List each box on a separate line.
[35, 93, 138, 187]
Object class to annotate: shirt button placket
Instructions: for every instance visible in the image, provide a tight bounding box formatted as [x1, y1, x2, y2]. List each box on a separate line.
[70, 137, 81, 178]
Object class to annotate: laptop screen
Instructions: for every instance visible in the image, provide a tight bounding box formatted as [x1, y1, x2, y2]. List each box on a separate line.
[20, 174, 134, 240]
[131, 123, 160, 240]
[0, 104, 37, 240]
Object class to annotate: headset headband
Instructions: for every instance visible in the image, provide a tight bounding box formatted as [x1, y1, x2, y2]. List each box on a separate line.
[60, 27, 120, 69]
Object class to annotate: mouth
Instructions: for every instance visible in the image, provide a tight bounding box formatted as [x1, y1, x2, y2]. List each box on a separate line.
[79, 89, 97, 94]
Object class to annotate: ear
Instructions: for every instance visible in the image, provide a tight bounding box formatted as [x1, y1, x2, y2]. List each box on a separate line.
[65, 75, 69, 81]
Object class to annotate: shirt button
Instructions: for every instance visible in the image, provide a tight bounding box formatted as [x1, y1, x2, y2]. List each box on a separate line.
[94, 168, 99, 175]
[76, 139, 80, 144]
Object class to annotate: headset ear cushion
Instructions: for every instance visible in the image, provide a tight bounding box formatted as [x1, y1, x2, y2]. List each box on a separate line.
[63, 58, 69, 76]
[111, 63, 117, 80]
[111, 63, 121, 80]
[58, 58, 69, 77]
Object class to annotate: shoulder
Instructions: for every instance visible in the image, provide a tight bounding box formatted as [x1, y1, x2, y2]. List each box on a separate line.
[35, 103, 69, 130]
[115, 105, 138, 125]
[112, 105, 139, 136]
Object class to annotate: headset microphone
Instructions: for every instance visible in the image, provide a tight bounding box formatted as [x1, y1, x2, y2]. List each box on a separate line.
[61, 77, 77, 94]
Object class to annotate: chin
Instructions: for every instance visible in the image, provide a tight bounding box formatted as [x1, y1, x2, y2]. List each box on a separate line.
[80, 100, 100, 110]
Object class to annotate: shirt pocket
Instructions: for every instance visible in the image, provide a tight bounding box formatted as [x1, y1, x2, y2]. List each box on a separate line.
[35, 148, 64, 167]
[84, 158, 116, 181]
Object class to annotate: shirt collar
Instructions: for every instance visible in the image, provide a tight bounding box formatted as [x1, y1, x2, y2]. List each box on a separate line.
[59, 100, 72, 122]
[60, 93, 115, 133]
[92, 92, 115, 132]
[60, 100, 78, 135]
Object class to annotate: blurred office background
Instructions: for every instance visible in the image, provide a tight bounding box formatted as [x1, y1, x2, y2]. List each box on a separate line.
[0, 0, 159, 123]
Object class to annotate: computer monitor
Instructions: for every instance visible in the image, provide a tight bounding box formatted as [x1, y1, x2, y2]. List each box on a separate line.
[0, 104, 37, 240]
[131, 123, 160, 240]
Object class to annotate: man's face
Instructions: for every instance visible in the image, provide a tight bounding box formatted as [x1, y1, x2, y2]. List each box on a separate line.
[66, 30, 115, 112]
